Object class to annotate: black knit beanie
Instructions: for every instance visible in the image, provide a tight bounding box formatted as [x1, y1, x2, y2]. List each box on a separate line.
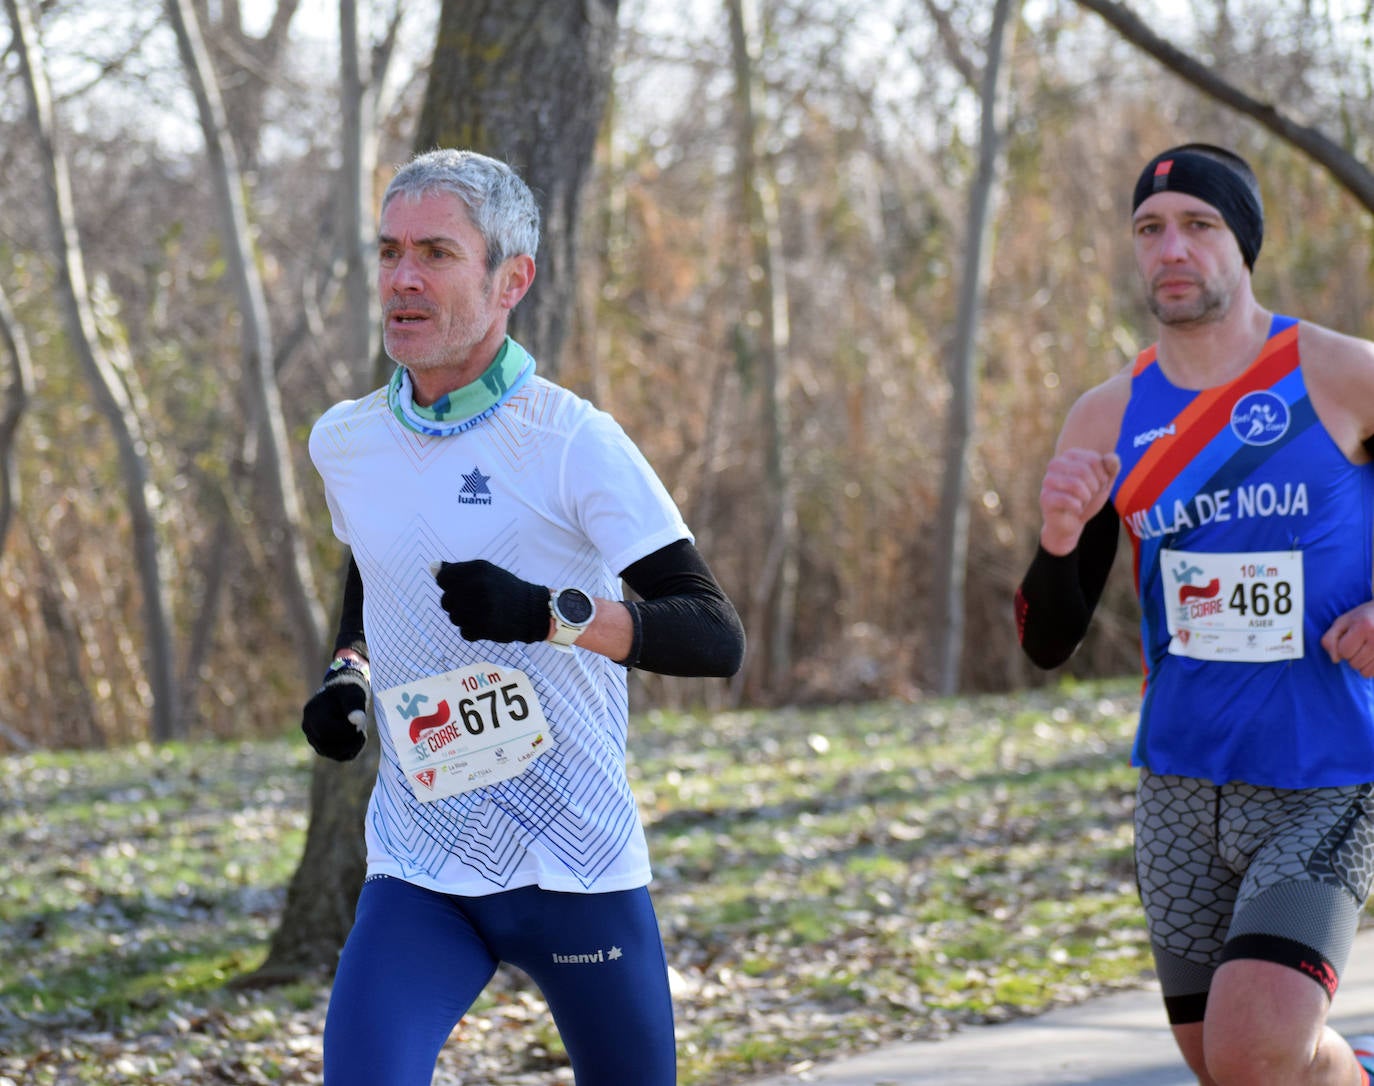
[1132, 143, 1264, 269]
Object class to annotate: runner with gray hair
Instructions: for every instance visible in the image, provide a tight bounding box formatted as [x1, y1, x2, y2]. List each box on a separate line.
[301, 147, 744, 1085]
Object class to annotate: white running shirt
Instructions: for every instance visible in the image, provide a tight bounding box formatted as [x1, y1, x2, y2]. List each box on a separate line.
[309, 370, 691, 896]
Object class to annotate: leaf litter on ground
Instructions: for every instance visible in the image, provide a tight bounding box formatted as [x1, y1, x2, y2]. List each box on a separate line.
[0, 679, 1182, 1084]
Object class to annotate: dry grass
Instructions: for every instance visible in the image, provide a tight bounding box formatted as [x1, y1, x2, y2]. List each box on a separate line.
[0, 679, 1155, 1084]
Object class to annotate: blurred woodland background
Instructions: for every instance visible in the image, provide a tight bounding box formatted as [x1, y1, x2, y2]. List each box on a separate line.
[4, 0, 1374, 752]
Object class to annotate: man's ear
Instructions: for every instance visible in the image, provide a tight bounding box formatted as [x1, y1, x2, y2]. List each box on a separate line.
[498, 254, 536, 310]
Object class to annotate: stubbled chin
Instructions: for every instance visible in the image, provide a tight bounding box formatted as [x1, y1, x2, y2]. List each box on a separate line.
[383, 342, 437, 371]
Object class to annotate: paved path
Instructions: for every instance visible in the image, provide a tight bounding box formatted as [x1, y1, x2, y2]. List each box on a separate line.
[742, 928, 1374, 1085]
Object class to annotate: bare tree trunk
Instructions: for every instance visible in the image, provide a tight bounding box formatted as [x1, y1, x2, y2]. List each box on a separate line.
[0, 280, 33, 557]
[415, 0, 621, 372]
[931, 0, 1018, 696]
[726, 0, 796, 697]
[30, 520, 111, 747]
[251, 736, 379, 983]
[190, 0, 304, 173]
[6, 0, 180, 742]
[259, 0, 621, 979]
[165, 0, 328, 679]
[339, 0, 379, 386]
[251, 0, 389, 981]
[175, 0, 386, 729]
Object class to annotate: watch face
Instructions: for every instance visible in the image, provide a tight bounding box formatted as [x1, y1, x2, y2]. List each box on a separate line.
[557, 588, 594, 625]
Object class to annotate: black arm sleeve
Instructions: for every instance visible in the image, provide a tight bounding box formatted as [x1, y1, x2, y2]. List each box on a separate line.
[332, 555, 369, 661]
[328, 543, 742, 676]
[618, 539, 746, 678]
[1014, 504, 1120, 670]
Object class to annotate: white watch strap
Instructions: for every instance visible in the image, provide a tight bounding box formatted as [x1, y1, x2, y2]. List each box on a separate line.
[549, 588, 593, 650]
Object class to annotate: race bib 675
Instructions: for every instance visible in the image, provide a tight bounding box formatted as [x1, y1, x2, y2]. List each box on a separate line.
[378, 663, 554, 801]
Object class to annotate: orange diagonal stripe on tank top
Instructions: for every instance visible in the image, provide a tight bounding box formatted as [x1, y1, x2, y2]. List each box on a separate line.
[1115, 323, 1300, 513]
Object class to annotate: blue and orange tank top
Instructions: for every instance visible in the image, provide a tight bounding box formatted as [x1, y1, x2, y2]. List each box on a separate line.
[1110, 314, 1374, 787]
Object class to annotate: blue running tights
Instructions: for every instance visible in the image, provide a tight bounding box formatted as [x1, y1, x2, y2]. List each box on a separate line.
[322, 875, 677, 1085]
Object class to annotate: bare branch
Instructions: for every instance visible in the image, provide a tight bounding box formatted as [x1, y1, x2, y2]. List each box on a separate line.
[50, 18, 160, 105]
[919, 0, 979, 89]
[1075, 0, 1374, 213]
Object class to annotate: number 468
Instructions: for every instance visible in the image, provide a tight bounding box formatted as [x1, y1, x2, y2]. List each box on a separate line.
[1228, 580, 1292, 616]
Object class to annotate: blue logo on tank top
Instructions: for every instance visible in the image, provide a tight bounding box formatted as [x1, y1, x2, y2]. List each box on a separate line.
[1230, 391, 1289, 447]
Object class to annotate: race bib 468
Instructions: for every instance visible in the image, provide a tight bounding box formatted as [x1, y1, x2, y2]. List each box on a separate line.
[1160, 548, 1304, 662]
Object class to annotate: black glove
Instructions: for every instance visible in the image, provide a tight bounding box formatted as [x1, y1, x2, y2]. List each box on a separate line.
[301, 657, 371, 761]
[432, 559, 550, 644]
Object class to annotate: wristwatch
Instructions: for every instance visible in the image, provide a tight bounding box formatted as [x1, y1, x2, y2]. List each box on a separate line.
[549, 587, 596, 650]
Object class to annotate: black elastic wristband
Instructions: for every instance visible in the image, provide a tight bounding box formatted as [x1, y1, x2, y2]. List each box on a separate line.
[618, 600, 646, 670]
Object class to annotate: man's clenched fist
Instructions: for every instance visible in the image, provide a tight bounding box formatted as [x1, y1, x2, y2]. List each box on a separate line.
[432, 559, 550, 644]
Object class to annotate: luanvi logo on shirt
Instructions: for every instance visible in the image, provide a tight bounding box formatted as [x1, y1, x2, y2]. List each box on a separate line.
[458, 466, 493, 506]
[551, 946, 624, 965]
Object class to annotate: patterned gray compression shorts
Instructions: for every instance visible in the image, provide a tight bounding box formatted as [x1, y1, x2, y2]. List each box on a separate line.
[1134, 769, 1374, 1025]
